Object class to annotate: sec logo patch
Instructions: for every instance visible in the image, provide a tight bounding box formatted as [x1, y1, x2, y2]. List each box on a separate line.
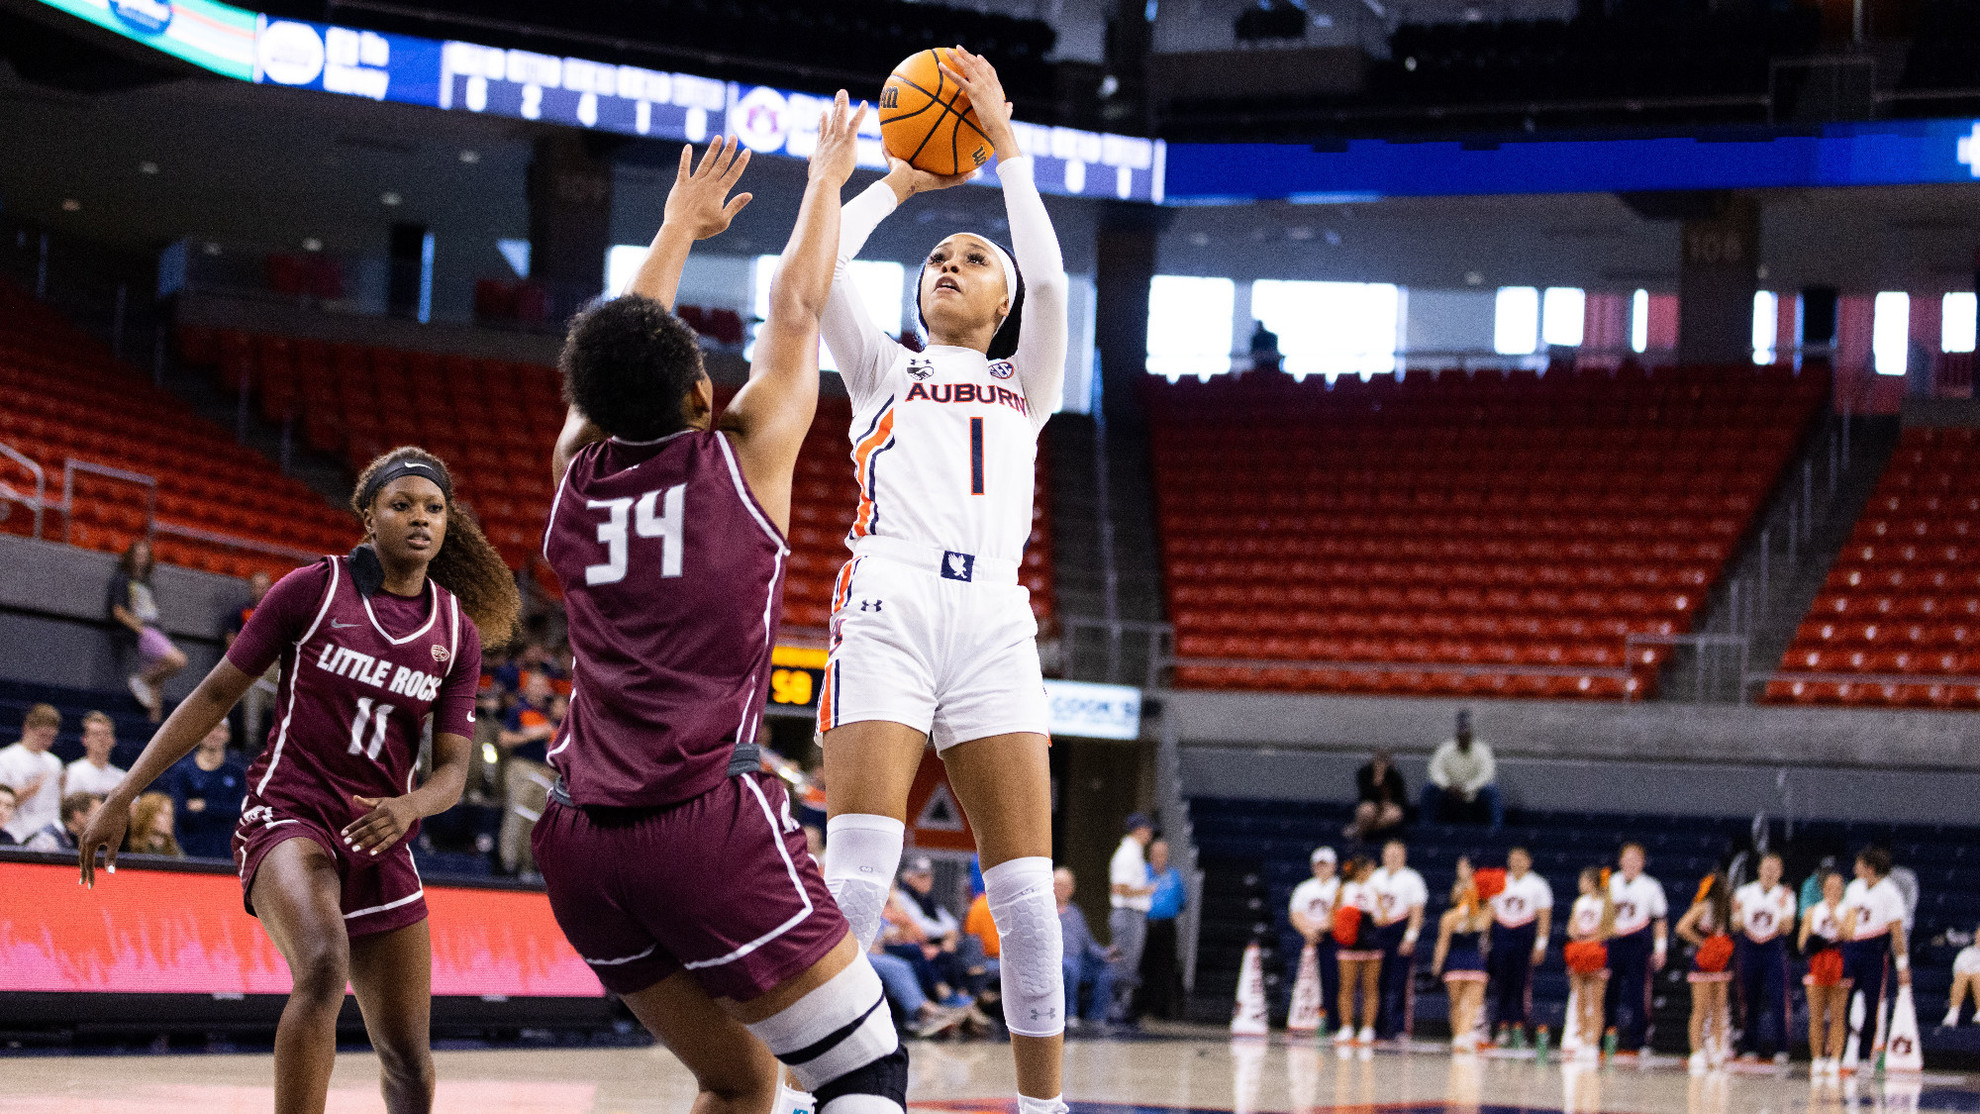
[988, 360, 1015, 380]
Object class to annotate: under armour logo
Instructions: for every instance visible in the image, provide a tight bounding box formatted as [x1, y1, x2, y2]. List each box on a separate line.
[906, 360, 933, 381]
[941, 551, 975, 582]
[859, 599, 883, 612]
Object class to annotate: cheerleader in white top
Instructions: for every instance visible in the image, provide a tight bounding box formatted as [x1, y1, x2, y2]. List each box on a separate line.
[1730, 851, 1797, 1062]
[1944, 922, 1980, 1028]
[1331, 856, 1383, 1045]
[1604, 842, 1670, 1055]
[814, 48, 1072, 1114]
[1799, 869, 1850, 1077]
[1838, 845, 1911, 1066]
[1563, 867, 1617, 1059]
[1676, 872, 1736, 1072]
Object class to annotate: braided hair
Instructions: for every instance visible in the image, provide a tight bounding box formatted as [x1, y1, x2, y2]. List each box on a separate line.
[351, 446, 519, 645]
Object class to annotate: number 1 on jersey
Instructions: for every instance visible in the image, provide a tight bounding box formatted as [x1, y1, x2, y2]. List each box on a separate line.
[969, 417, 984, 496]
[349, 696, 394, 761]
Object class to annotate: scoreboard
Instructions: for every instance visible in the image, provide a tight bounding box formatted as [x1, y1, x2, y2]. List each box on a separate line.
[767, 645, 827, 714]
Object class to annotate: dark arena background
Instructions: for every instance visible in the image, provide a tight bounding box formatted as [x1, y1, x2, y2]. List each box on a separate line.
[4, 0, 1980, 1111]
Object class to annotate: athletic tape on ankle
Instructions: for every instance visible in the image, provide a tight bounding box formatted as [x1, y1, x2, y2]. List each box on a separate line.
[823, 815, 904, 951]
[985, 856, 1064, 1038]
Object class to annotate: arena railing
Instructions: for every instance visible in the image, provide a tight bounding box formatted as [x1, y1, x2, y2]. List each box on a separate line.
[0, 442, 48, 540]
[53, 456, 320, 565]
[1062, 616, 1173, 689]
[59, 460, 157, 544]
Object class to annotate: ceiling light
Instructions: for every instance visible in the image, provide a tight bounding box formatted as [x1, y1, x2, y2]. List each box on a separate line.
[303, 238, 323, 252]
[381, 191, 402, 206]
[459, 150, 481, 164]
[203, 242, 222, 256]
[139, 161, 159, 175]
[1465, 272, 1484, 286]
[1189, 232, 1210, 247]
[61, 199, 80, 211]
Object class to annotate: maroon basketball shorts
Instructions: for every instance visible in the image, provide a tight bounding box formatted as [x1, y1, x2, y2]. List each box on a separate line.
[233, 805, 427, 939]
[532, 770, 847, 1000]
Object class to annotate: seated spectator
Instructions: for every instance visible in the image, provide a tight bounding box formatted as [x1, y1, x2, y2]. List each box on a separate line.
[1421, 709, 1502, 829]
[868, 946, 965, 1038]
[0, 704, 64, 843]
[1056, 866, 1117, 1027]
[125, 792, 183, 857]
[0, 784, 17, 845]
[494, 640, 568, 697]
[108, 538, 187, 722]
[887, 858, 974, 1006]
[159, 721, 246, 858]
[26, 791, 100, 853]
[1345, 749, 1409, 842]
[64, 711, 127, 797]
[497, 673, 562, 876]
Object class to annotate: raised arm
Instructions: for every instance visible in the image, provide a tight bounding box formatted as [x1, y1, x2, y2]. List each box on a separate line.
[552, 138, 754, 485]
[944, 47, 1067, 429]
[719, 92, 864, 535]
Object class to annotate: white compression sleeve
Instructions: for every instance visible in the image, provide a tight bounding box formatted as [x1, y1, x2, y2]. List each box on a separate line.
[984, 855, 1064, 1038]
[823, 813, 905, 951]
[745, 955, 898, 1093]
[996, 157, 1067, 431]
[820, 182, 905, 408]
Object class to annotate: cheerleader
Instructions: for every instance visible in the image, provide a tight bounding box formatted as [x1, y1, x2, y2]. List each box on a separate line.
[1730, 851, 1796, 1063]
[1943, 922, 1980, 1027]
[1838, 846, 1911, 1068]
[1486, 845, 1553, 1046]
[1676, 872, 1736, 1072]
[1563, 867, 1616, 1060]
[1432, 858, 1492, 1052]
[1331, 856, 1382, 1046]
[1798, 870, 1849, 1077]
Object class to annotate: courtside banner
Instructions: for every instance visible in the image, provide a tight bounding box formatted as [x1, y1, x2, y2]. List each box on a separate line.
[27, 0, 256, 79]
[1043, 679, 1142, 740]
[0, 858, 602, 997]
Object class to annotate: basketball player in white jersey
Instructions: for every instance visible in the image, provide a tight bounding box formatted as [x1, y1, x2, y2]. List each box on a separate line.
[814, 48, 1071, 1114]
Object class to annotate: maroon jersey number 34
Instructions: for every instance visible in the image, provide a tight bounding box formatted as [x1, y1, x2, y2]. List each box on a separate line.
[230, 555, 480, 937]
[542, 430, 788, 808]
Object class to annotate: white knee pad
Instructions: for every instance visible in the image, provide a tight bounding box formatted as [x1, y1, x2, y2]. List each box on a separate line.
[985, 856, 1064, 1038]
[822, 814, 904, 952]
[745, 954, 899, 1094]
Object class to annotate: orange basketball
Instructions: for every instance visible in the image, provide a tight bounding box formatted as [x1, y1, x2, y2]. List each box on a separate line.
[880, 48, 992, 177]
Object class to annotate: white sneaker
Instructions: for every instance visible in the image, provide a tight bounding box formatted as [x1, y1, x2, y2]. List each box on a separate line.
[1333, 1027, 1355, 1045]
[128, 673, 155, 709]
[1945, 1008, 1961, 1028]
[1688, 1051, 1708, 1074]
[1357, 1026, 1375, 1045]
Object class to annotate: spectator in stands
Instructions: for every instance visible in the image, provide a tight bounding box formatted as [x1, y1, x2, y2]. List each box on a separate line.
[1289, 846, 1341, 1033]
[0, 784, 17, 845]
[496, 673, 560, 876]
[1056, 866, 1117, 1030]
[1605, 842, 1669, 1058]
[25, 791, 100, 852]
[124, 792, 183, 857]
[1332, 854, 1382, 1045]
[1421, 710, 1501, 829]
[1676, 871, 1735, 1072]
[64, 711, 126, 797]
[108, 538, 187, 723]
[0, 704, 63, 843]
[1140, 837, 1186, 1021]
[1369, 839, 1429, 1041]
[159, 721, 246, 858]
[1943, 922, 1980, 1028]
[960, 881, 1003, 1010]
[889, 858, 975, 1009]
[493, 639, 567, 697]
[1109, 812, 1157, 1022]
[1346, 750, 1409, 843]
[222, 571, 277, 752]
[868, 945, 966, 1039]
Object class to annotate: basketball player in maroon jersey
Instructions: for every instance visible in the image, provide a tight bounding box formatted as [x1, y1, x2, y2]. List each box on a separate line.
[78, 447, 517, 1114]
[534, 95, 906, 1114]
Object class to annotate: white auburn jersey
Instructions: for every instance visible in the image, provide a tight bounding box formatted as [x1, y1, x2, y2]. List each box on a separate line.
[1290, 875, 1341, 926]
[1804, 899, 1845, 946]
[1569, 894, 1607, 939]
[1732, 882, 1796, 943]
[1491, 871, 1555, 928]
[1608, 872, 1668, 936]
[820, 158, 1066, 566]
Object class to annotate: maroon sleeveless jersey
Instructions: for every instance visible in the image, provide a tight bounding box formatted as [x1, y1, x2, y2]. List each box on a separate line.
[543, 430, 788, 809]
[238, 557, 471, 833]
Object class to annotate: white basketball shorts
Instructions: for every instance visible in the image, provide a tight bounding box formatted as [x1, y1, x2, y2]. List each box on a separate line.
[817, 536, 1050, 751]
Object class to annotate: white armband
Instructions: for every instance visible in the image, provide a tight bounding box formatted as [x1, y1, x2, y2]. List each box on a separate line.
[1895, 955, 1910, 972]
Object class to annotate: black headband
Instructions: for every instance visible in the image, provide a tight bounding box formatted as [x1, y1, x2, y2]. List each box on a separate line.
[359, 459, 451, 509]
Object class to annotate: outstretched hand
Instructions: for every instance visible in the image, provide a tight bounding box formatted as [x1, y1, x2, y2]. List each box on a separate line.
[664, 135, 753, 240]
[809, 90, 868, 187]
[939, 46, 1018, 160]
[77, 800, 130, 889]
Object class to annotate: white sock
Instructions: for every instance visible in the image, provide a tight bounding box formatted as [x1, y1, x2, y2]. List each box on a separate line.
[822, 814, 905, 951]
[775, 1080, 816, 1114]
[1017, 1095, 1067, 1114]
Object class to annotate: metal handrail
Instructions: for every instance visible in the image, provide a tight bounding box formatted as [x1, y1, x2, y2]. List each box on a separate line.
[1744, 669, 1980, 691]
[1063, 616, 1174, 689]
[151, 521, 319, 563]
[0, 441, 47, 539]
[1167, 654, 1633, 680]
[60, 459, 157, 544]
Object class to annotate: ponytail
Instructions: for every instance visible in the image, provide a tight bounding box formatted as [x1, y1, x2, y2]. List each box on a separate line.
[352, 446, 520, 646]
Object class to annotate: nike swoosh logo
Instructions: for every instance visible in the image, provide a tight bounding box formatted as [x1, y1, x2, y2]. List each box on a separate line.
[329, 619, 358, 629]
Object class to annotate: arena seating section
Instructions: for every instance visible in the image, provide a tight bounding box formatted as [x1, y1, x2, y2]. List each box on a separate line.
[1152, 364, 1829, 699]
[174, 325, 1056, 625]
[0, 283, 350, 577]
[1766, 425, 1980, 709]
[1191, 795, 1979, 1041]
